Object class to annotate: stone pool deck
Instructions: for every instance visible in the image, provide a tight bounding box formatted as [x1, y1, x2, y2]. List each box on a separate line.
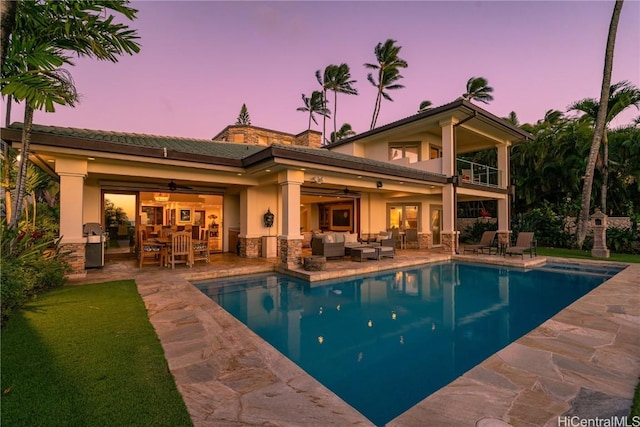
[71, 252, 639, 426]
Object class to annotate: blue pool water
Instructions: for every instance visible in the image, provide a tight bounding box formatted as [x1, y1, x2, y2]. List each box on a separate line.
[194, 261, 618, 426]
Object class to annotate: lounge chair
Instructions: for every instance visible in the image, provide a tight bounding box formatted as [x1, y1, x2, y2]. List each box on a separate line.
[463, 231, 496, 254]
[505, 232, 537, 258]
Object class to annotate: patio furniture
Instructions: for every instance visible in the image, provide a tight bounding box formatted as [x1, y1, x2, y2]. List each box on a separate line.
[312, 234, 345, 259]
[192, 238, 210, 264]
[139, 230, 165, 268]
[351, 246, 378, 262]
[168, 231, 192, 269]
[367, 231, 394, 247]
[505, 232, 537, 258]
[405, 228, 418, 248]
[376, 245, 395, 260]
[463, 231, 497, 254]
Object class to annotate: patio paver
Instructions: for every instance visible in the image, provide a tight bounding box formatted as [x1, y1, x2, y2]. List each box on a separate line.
[70, 251, 639, 426]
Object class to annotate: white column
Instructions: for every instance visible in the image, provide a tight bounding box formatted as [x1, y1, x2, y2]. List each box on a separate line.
[279, 169, 304, 237]
[56, 158, 87, 243]
[497, 143, 510, 189]
[442, 184, 455, 232]
[439, 119, 458, 177]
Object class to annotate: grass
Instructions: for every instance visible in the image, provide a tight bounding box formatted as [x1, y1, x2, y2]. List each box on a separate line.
[632, 382, 640, 419]
[1, 280, 192, 427]
[537, 247, 640, 263]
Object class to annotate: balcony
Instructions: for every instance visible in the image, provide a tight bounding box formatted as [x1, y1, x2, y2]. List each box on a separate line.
[400, 157, 503, 188]
[457, 158, 502, 188]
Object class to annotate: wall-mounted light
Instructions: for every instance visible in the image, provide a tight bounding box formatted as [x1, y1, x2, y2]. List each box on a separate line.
[376, 181, 383, 189]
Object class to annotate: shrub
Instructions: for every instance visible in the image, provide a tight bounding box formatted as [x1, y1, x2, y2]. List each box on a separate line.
[1, 221, 69, 326]
[1, 260, 29, 322]
[606, 227, 640, 254]
[512, 206, 572, 247]
[461, 220, 497, 243]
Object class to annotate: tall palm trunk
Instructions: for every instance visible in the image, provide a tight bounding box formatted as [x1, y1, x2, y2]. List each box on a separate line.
[370, 70, 383, 130]
[322, 88, 327, 145]
[601, 131, 609, 213]
[9, 103, 34, 230]
[333, 90, 338, 138]
[3, 95, 12, 223]
[576, 0, 624, 248]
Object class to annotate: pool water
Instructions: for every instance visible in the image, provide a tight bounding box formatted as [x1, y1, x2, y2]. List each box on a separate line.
[194, 261, 616, 426]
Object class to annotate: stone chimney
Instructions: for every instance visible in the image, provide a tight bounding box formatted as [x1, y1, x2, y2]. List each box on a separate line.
[295, 130, 322, 149]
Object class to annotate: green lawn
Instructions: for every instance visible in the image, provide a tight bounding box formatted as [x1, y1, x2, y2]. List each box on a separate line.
[1, 280, 192, 427]
[537, 247, 640, 263]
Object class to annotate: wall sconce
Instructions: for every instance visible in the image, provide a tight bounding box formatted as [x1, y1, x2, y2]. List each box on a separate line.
[376, 181, 383, 189]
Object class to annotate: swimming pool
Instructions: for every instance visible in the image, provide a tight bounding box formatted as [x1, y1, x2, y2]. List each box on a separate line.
[194, 261, 617, 426]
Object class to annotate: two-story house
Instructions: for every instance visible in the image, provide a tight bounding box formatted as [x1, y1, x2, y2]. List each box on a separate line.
[1, 99, 531, 276]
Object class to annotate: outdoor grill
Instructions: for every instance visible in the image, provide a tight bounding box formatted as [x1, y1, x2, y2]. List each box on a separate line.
[83, 222, 106, 268]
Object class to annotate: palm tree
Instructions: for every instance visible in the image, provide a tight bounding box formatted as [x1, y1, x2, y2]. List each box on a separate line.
[576, 0, 625, 249]
[1, 0, 141, 230]
[462, 77, 494, 104]
[504, 111, 519, 126]
[323, 63, 358, 139]
[297, 91, 330, 131]
[568, 80, 640, 213]
[330, 123, 356, 143]
[418, 100, 432, 113]
[364, 39, 408, 129]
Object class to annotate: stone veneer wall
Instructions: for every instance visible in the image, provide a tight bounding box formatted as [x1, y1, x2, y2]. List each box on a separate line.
[238, 237, 261, 258]
[280, 238, 302, 269]
[215, 126, 322, 149]
[440, 231, 459, 254]
[62, 243, 86, 277]
[295, 130, 322, 149]
[458, 217, 633, 235]
[419, 232, 431, 249]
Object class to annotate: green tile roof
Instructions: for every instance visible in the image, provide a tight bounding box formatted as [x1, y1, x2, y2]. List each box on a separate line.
[8, 123, 265, 159]
[5, 123, 446, 181]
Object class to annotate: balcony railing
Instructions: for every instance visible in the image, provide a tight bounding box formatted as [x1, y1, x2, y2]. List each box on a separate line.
[399, 157, 503, 188]
[456, 158, 502, 188]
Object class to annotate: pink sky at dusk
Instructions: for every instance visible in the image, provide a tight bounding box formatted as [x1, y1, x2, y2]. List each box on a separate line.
[9, 0, 640, 140]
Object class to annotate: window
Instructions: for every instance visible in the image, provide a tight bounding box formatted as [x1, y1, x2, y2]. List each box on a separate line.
[430, 145, 441, 159]
[389, 143, 420, 163]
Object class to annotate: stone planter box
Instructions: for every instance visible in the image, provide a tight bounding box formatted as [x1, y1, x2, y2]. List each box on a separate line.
[304, 255, 326, 271]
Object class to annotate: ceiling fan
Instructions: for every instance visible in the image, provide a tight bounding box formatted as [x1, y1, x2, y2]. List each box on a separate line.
[166, 180, 192, 191]
[333, 186, 360, 196]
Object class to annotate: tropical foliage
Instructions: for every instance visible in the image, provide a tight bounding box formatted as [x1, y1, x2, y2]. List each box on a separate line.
[576, 0, 625, 248]
[418, 100, 432, 112]
[330, 123, 356, 143]
[364, 39, 408, 129]
[462, 76, 494, 104]
[1, 219, 68, 325]
[297, 90, 330, 131]
[321, 63, 358, 139]
[568, 80, 640, 213]
[1, 0, 141, 230]
[235, 103, 251, 125]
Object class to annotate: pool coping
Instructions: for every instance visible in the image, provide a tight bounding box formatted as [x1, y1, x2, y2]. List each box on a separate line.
[81, 255, 639, 426]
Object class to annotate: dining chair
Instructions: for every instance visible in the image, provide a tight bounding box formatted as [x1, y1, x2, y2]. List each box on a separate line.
[168, 231, 192, 269]
[138, 230, 164, 268]
[192, 231, 210, 264]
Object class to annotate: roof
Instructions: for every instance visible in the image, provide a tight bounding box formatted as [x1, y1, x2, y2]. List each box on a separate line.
[1, 123, 447, 183]
[325, 98, 532, 148]
[2, 123, 265, 166]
